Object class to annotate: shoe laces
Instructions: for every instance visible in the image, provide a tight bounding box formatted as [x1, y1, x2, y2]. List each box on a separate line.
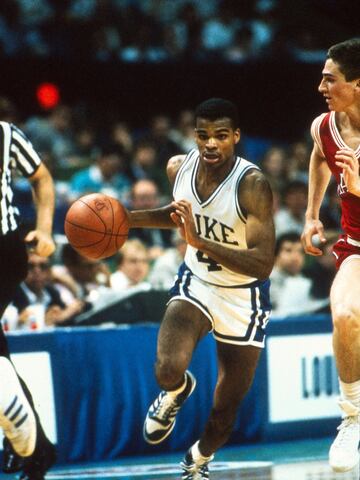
[153, 392, 178, 421]
[334, 415, 360, 449]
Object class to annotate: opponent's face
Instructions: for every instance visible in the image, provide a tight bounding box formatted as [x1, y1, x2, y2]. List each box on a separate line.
[318, 59, 359, 111]
[195, 117, 240, 167]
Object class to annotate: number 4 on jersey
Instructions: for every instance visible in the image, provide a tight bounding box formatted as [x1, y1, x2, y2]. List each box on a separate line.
[196, 250, 222, 271]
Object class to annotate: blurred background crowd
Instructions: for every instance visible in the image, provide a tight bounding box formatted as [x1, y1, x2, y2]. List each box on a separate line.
[0, 0, 357, 63]
[0, 0, 351, 331]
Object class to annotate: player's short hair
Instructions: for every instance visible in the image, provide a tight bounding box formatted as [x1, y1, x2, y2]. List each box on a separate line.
[195, 98, 239, 129]
[327, 38, 360, 81]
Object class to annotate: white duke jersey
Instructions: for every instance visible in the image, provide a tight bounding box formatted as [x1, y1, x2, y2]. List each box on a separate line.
[173, 148, 260, 287]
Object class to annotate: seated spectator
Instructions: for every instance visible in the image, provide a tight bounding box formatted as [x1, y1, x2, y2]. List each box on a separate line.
[4, 252, 84, 331]
[270, 232, 329, 316]
[169, 109, 197, 153]
[287, 140, 311, 183]
[69, 143, 132, 202]
[127, 179, 173, 259]
[148, 230, 186, 290]
[129, 140, 168, 195]
[260, 145, 288, 193]
[52, 243, 111, 308]
[274, 180, 308, 237]
[110, 239, 151, 291]
[24, 104, 75, 169]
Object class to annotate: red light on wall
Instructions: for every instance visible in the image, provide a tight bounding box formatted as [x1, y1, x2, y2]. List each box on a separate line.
[36, 82, 60, 110]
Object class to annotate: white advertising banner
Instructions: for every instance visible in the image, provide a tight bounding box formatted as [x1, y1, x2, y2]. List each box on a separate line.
[267, 334, 340, 423]
[0, 351, 57, 446]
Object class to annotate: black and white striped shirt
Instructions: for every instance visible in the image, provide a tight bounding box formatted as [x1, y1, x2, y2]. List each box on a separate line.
[0, 122, 41, 235]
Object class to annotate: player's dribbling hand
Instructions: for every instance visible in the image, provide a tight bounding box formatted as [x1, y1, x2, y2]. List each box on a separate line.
[301, 219, 326, 256]
[25, 230, 56, 257]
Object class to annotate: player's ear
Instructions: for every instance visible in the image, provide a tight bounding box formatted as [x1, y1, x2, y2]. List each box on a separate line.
[234, 128, 241, 144]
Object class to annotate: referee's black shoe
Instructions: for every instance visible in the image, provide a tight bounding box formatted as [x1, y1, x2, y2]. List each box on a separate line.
[19, 429, 56, 480]
[2, 437, 24, 473]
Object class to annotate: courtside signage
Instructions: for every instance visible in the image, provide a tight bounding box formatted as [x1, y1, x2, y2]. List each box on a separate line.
[267, 334, 340, 422]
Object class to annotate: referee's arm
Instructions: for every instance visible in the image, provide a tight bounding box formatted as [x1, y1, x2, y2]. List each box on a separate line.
[26, 163, 56, 257]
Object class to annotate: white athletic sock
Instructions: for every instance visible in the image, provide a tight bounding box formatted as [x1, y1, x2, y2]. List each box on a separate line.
[191, 440, 214, 462]
[340, 378, 360, 407]
[167, 373, 187, 397]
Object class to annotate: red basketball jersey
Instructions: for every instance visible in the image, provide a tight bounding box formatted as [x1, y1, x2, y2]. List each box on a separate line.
[311, 112, 360, 239]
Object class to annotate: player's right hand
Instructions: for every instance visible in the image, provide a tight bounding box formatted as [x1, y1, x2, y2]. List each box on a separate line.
[301, 219, 326, 256]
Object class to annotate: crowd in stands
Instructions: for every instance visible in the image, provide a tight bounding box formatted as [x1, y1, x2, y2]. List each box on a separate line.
[0, 92, 342, 331]
[0, 0, 356, 64]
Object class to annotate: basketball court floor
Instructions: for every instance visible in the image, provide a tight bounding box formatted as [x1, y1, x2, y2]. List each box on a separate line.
[2, 437, 358, 480]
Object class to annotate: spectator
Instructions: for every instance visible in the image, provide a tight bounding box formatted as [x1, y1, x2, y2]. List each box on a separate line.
[169, 109, 197, 153]
[129, 140, 167, 195]
[69, 143, 132, 202]
[127, 179, 173, 258]
[24, 104, 75, 169]
[200, 1, 242, 57]
[140, 114, 179, 168]
[52, 243, 111, 308]
[110, 239, 151, 291]
[274, 180, 308, 237]
[270, 232, 328, 316]
[110, 121, 134, 157]
[287, 140, 311, 183]
[5, 252, 84, 330]
[148, 230, 187, 290]
[260, 145, 288, 193]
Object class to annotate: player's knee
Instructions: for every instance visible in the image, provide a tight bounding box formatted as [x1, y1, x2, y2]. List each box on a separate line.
[332, 305, 360, 335]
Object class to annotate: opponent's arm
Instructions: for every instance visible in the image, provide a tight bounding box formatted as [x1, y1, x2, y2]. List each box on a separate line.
[172, 170, 275, 280]
[301, 142, 331, 256]
[127, 154, 185, 229]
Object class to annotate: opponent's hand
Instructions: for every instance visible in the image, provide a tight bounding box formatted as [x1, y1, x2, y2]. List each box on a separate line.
[301, 219, 326, 256]
[170, 200, 202, 249]
[25, 230, 55, 257]
[335, 148, 360, 196]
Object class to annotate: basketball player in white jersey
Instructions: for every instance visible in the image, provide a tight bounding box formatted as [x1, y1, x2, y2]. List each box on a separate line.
[126, 98, 275, 479]
[301, 38, 360, 473]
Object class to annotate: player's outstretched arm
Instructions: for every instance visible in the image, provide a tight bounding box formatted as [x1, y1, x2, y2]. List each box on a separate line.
[27, 163, 56, 257]
[301, 143, 331, 256]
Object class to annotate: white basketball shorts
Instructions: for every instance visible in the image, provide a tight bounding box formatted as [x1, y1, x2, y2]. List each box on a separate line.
[168, 262, 271, 347]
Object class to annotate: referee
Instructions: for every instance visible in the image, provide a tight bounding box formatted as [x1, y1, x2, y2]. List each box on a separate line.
[0, 118, 56, 479]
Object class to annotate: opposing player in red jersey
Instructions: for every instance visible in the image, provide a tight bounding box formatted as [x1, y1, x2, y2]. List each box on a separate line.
[301, 38, 360, 473]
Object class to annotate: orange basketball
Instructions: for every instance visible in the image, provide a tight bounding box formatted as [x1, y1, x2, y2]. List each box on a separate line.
[64, 193, 129, 260]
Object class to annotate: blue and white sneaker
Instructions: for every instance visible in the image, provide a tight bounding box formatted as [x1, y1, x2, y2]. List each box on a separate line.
[143, 371, 196, 444]
[0, 358, 36, 457]
[181, 446, 214, 479]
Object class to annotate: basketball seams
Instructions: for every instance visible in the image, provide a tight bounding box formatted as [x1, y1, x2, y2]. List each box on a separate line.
[65, 193, 129, 259]
[98, 197, 115, 258]
[64, 219, 128, 238]
[78, 198, 107, 230]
